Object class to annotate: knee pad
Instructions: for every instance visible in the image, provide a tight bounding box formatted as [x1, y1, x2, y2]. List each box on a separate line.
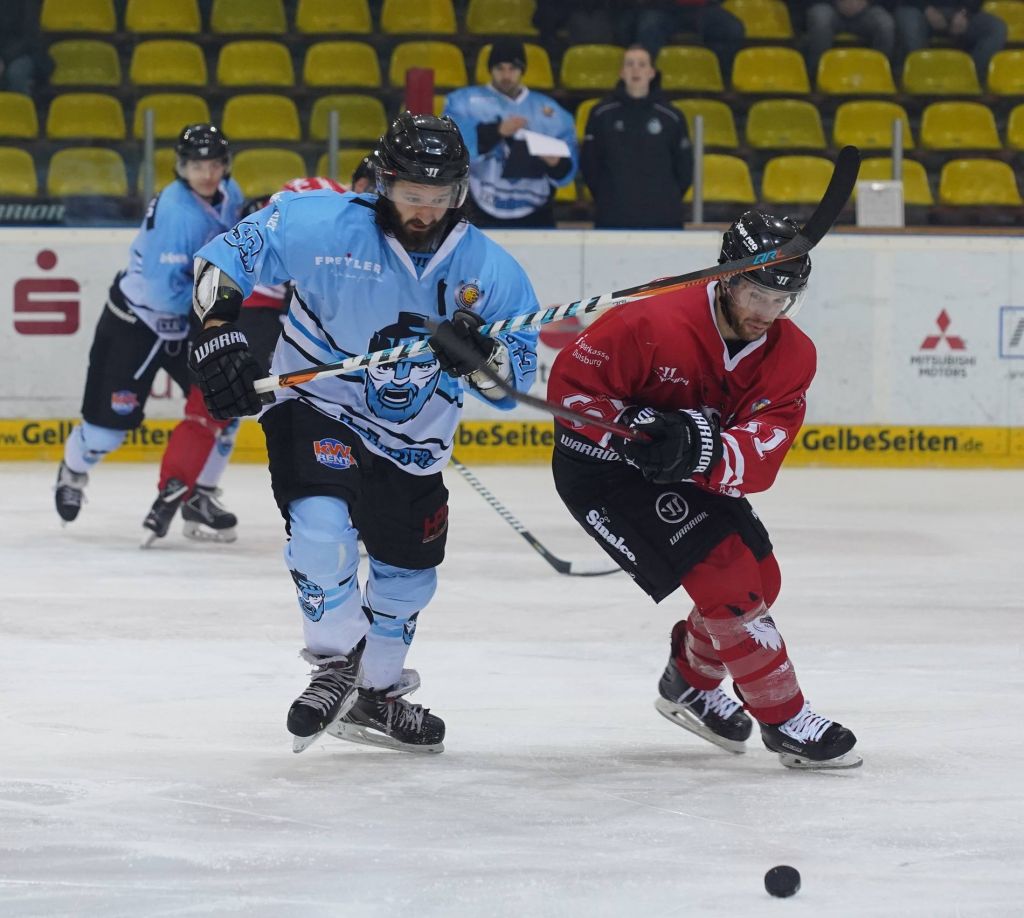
[365, 560, 437, 617]
[67, 421, 127, 468]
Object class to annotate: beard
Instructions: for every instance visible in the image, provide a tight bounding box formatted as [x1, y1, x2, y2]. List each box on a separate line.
[395, 216, 444, 251]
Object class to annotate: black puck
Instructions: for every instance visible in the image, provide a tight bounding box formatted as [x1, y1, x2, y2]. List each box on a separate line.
[764, 865, 801, 898]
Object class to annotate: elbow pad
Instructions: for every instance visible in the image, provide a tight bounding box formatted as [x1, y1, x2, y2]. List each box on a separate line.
[193, 257, 243, 323]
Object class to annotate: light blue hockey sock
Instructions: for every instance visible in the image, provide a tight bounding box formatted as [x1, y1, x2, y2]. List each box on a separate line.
[63, 421, 127, 473]
[361, 560, 437, 690]
[285, 496, 367, 657]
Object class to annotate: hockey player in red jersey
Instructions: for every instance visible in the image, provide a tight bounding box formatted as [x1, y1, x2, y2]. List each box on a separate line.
[548, 210, 860, 769]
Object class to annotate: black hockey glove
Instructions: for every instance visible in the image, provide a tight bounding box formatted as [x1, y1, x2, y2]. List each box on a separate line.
[190, 323, 272, 420]
[622, 407, 722, 484]
[428, 308, 497, 378]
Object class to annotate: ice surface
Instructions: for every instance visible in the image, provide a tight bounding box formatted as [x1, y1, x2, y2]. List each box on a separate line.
[2, 462, 1023, 917]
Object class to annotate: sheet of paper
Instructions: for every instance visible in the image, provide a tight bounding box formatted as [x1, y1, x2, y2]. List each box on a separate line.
[514, 129, 571, 159]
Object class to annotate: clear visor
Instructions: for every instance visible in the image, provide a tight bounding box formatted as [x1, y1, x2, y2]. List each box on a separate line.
[727, 274, 807, 319]
[376, 174, 468, 210]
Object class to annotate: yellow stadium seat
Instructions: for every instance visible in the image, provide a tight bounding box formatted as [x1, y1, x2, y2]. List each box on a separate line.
[467, 0, 538, 35]
[133, 93, 211, 139]
[382, 0, 456, 33]
[939, 158, 1023, 204]
[902, 49, 981, 95]
[574, 98, 600, 139]
[303, 42, 382, 87]
[732, 47, 810, 93]
[1008, 104, 1024, 149]
[296, 0, 372, 32]
[833, 100, 913, 150]
[390, 42, 467, 89]
[222, 94, 301, 140]
[560, 44, 623, 91]
[474, 43, 553, 89]
[233, 149, 309, 197]
[657, 47, 724, 93]
[317, 148, 374, 184]
[125, 0, 200, 33]
[857, 157, 933, 205]
[48, 148, 127, 196]
[920, 102, 1001, 150]
[0, 148, 38, 196]
[136, 148, 178, 194]
[987, 50, 1024, 95]
[745, 99, 825, 150]
[433, 94, 446, 116]
[0, 93, 39, 138]
[309, 95, 387, 141]
[49, 40, 121, 86]
[983, 0, 1024, 41]
[671, 99, 739, 149]
[46, 93, 125, 139]
[722, 0, 793, 39]
[210, 0, 286, 33]
[217, 41, 295, 86]
[761, 155, 836, 203]
[684, 154, 756, 203]
[41, 0, 116, 32]
[130, 41, 207, 86]
[816, 48, 896, 94]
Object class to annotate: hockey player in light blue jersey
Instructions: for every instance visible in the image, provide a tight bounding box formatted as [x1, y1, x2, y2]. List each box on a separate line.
[54, 123, 246, 544]
[443, 38, 577, 227]
[189, 113, 539, 754]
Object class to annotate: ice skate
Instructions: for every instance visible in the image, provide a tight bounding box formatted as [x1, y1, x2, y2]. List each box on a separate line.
[141, 478, 188, 547]
[654, 660, 752, 754]
[759, 700, 861, 770]
[287, 643, 364, 754]
[54, 461, 88, 524]
[328, 681, 445, 754]
[181, 485, 238, 543]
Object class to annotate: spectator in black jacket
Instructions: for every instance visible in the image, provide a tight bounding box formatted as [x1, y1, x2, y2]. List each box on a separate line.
[804, 0, 896, 80]
[581, 45, 693, 229]
[895, 0, 1007, 82]
[1, 0, 53, 95]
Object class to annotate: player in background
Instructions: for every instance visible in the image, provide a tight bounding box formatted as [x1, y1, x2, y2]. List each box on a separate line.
[54, 123, 244, 545]
[548, 211, 861, 770]
[187, 113, 539, 754]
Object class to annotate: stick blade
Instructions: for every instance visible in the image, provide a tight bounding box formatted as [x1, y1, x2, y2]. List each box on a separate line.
[799, 145, 861, 246]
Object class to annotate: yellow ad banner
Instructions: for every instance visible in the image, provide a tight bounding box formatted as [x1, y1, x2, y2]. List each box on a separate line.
[3, 419, 1024, 467]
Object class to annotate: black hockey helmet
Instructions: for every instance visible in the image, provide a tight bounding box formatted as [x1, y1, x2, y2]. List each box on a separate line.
[175, 123, 231, 163]
[719, 210, 810, 318]
[373, 112, 469, 207]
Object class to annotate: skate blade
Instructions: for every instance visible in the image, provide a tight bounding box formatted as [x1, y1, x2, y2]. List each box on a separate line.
[289, 693, 359, 754]
[777, 749, 863, 770]
[140, 529, 163, 549]
[326, 721, 444, 754]
[183, 522, 238, 543]
[654, 697, 748, 754]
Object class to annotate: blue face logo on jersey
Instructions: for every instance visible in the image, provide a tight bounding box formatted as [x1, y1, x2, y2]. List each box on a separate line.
[290, 569, 325, 622]
[225, 220, 264, 273]
[364, 312, 440, 423]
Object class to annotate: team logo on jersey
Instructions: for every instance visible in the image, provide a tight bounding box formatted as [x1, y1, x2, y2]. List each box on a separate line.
[110, 390, 139, 416]
[422, 506, 448, 543]
[647, 118, 662, 135]
[224, 221, 264, 273]
[365, 312, 441, 424]
[290, 569, 325, 622]
[313, 438, 357, 469]
[542, 105, 553, 117]
[750, 397, 772, 414]
[456, 280, 483, 309]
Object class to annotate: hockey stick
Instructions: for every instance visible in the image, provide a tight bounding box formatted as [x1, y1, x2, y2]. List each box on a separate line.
[451, 457, 620, 577]
[253, 146, 860, 396]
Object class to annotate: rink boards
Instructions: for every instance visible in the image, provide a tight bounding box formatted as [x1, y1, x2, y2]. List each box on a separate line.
[4, 226, 1024, 467]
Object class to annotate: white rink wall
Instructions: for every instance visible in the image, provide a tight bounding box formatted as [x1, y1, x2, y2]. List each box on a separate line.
[3, 227, 1024, 465]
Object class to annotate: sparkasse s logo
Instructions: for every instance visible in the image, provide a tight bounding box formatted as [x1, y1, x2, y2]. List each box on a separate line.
[13, 249, 80, 335]
[910, 309, 975, 378]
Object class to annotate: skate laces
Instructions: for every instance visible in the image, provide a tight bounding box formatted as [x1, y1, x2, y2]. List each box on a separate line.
[295, 652, 356, 715]
[384, 696, 425, 732]
[695, 687, 741, 720]
[779, 702, 832, 743]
